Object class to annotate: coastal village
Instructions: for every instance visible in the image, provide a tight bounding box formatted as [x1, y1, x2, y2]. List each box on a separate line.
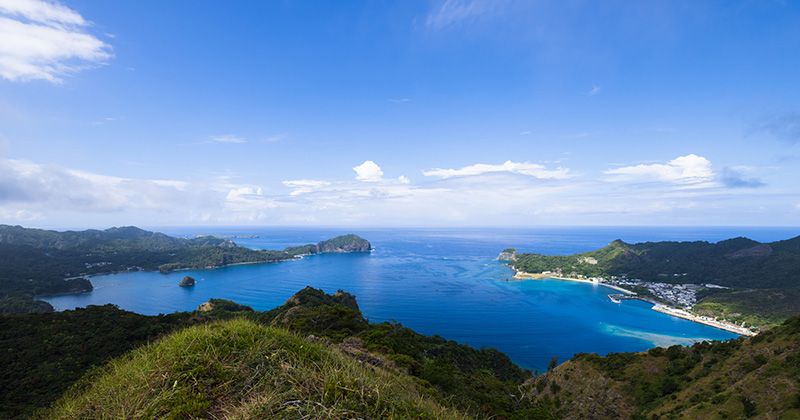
[499, 250, 756, 336]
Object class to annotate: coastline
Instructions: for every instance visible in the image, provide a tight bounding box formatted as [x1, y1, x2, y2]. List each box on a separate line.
[509, 268, 756, 337]
[512, 270, 637, 295]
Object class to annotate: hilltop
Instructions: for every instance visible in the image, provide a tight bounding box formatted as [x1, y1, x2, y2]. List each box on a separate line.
[0, 225, 370, 313]
[510, 236, 800, 328]
[3, 286, 799, 418]
[1, 287, 540, 419]
[47, 319, 464, 419]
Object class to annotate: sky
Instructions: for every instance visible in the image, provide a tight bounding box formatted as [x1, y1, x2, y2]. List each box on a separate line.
[0, 0, 799, 228]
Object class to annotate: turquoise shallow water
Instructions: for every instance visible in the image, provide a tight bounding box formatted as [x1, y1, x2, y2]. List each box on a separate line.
[45, 227, 798, 371]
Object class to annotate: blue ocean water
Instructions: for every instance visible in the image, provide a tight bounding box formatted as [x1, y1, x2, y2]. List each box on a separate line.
[45, 227, 798, 371]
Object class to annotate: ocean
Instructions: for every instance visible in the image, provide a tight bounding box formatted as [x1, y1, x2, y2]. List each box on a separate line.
[45, 226, 798, 371]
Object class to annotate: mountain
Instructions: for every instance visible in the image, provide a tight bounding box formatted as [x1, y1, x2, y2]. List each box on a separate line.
[513, 236, 800, 289]
[0, 225, 371, 314]
[511, 236, 800, 328]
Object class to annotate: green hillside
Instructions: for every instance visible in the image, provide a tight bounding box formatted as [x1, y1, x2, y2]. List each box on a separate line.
[47, 319, 464, 419]
[4, 286, 800, 419]
[514, 236, 800, 289]
[512, 236, 800, 328]
[524, 316, 800, 419]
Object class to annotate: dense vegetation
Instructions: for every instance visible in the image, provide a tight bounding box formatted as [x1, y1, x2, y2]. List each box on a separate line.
[514, 236, 800, 289]
[525, 315, 800, 419]
[4, 286, 799, 418]
[0, 305, 194, 418]
[512, 236, 800, 327]
[1, 287, 547, 419]
[0, 225, 370, 313]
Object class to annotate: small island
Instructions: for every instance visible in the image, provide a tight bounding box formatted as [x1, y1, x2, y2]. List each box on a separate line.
[178, 276, 195, 287]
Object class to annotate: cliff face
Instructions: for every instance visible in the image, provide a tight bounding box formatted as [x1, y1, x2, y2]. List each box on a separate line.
[315, 234, 371, 253]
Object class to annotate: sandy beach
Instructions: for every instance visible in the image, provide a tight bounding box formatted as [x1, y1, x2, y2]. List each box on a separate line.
[512, 270, 637, 295]
[510, 268, 756, 337]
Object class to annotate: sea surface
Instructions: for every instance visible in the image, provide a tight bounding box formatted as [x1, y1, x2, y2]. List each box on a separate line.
[45, 227, 798, 371]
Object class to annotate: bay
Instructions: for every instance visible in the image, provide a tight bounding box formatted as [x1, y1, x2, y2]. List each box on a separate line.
[45, 227, 797, 371]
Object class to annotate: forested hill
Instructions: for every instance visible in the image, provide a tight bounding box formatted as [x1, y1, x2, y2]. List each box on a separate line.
[511, 235, 800, 328]
[513, 235, 800, 289]
[0, 225, 370, 313]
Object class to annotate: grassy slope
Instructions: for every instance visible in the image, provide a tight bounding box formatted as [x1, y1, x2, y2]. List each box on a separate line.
[524, 316, 800, 419]
[2, 288, 549, 419]
[47, 319, 464, 419]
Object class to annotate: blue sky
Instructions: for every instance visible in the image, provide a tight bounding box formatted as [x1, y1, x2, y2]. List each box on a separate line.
[0, 0, 799, 227]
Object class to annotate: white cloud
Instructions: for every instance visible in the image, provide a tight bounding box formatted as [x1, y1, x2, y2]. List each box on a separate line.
[282, 179, 331, 196]
[604, 154, 714, 186]
[0, 0, 111, 83]
[209, 134, 246, 144]
[0, 158, 190, 212]
[353, 160, 384, 182]
[0, 156, 787, 227]
[422, 160, 571, 180]
[224, 186, 278, 212]
[588, 85, 601, 96]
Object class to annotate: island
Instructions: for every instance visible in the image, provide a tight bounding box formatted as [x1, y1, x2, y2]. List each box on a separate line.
[500, 235, 800, 332]
[178, 276, 195, 287]
[0, 225, 371, 313]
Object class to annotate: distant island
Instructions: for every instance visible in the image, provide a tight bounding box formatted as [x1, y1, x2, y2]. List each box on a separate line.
[0, 225, 371, 313]
[501, 235, 800, 331]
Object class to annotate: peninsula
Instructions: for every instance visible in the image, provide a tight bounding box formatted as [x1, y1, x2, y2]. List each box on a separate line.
[0, 225, 370, 313]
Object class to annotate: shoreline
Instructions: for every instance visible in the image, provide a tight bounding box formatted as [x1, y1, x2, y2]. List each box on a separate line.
[511, 270, 637, 295]
[509, 268, 756, 337]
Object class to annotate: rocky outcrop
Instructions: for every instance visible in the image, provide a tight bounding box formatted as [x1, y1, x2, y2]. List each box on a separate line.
[497, 248, 517, 261]
[196, 299, 253, 313]
[178, 276, 195, 287]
